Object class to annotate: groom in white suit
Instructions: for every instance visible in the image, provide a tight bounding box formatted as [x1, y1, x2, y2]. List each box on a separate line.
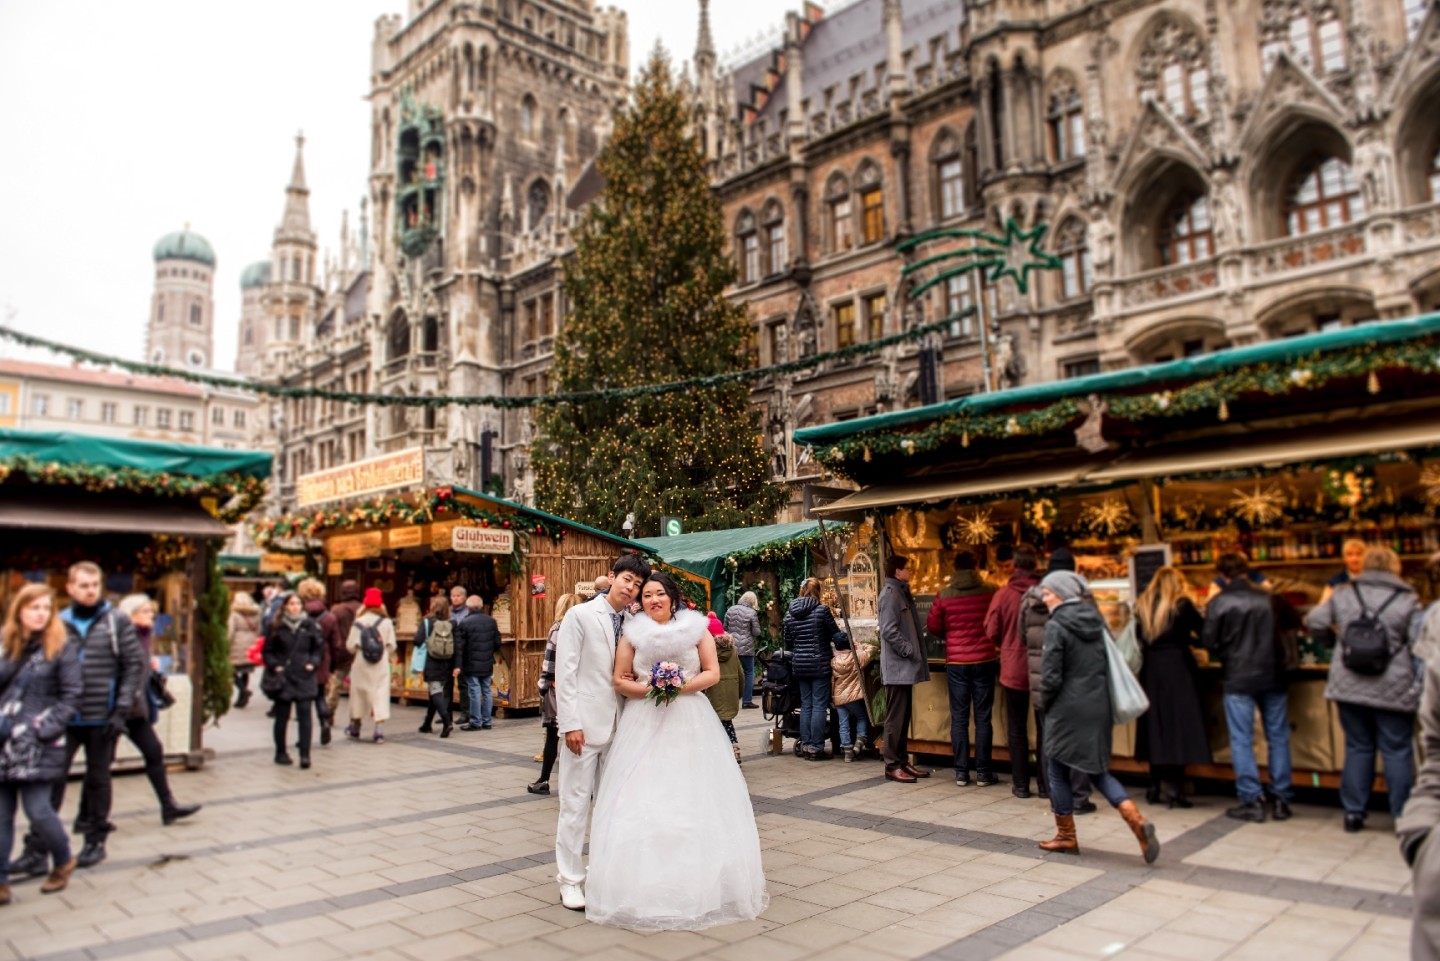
[553, 553, 651, 910]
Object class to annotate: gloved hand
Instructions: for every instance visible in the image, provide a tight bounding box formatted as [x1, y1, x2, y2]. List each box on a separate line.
[105, 712, 128, 737]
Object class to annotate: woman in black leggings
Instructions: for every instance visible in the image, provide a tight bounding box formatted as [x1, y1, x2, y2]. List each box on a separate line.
[111, 596, 200, 825]
[528, 593, 584, 795]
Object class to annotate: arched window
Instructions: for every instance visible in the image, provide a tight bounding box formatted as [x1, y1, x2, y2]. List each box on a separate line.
[762, 201, 786, 276]
[388, 310, 410, 360]
[521, 95, 537, 138]
[857, 163, 884, 245]
[1284, 156, 1364, 236]
[736, 210, 759, 284]
[1159, 194, 1214, 265]
[189, 304, 202, 326]
[1048, 88, 1085, 162]
[826, 173, 853, 253]
[1261, 3, 1347, 75]
[1428, 143, 1440, 202]
[1138, 19, 1209, 118]
[422, 316, 440, 353]
[1056, 219, 1093, 299]
[527, 179, 550, 228]
[390, 391, 408, 436]
[932, 130, 964, 220]
[423, 399, 436, 432]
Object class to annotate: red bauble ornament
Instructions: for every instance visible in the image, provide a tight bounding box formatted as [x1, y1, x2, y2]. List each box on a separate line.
[502, 520, 511, 529]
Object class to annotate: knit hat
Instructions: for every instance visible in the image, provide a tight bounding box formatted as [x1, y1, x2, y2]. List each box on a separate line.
[1039, 570, 1088, 602]
[707, 611, 725, 636]
[363, 587, 384, 608]
[834, 631, 852, 650]
[1047, 547, 1076, 572]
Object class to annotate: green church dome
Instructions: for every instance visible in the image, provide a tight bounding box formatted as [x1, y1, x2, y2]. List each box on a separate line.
[240, 260, 272, 289]
[153, 229, 216, 267]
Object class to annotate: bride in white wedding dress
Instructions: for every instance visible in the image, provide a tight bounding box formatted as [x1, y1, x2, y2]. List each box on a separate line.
[584, 572, 769, 931]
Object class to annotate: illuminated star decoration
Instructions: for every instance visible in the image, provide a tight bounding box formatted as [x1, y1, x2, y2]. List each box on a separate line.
[1229, 483, 1288, 527]
[956, 508, 997, 545]
[899, 218, 1063, 302]
[1081, 498, 1134, 537]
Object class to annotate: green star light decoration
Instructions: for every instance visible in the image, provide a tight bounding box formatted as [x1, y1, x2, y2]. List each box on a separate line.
[899, 218, 1062, 298]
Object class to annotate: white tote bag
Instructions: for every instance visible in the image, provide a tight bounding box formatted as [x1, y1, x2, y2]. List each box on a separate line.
[1103, 631, 1150, 725]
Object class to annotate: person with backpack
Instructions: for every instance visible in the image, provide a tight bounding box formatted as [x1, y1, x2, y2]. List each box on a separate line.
[344, 589, 397, 744]
[784, 578, 844, 761]
[1202, 553, 1293, 824]
[416, 597, 455, 739]
[263, 592, 324, 768]
[1307, 545, 1421, 833]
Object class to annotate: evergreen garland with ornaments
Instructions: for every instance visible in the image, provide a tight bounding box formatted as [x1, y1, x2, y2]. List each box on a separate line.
[529, 49, 788, 538]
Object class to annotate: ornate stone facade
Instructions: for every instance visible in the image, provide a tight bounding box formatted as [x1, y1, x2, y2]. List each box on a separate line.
[697, 0, 1440, 514]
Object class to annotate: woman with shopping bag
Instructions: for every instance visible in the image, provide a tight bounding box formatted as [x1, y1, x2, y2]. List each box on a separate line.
[1036, 570, 1159, 864]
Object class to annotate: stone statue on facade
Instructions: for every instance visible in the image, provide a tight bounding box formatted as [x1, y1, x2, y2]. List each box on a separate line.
[1211, 168, 1244, 248]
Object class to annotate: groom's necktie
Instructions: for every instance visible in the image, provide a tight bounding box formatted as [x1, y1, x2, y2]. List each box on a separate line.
[610, 611, 624, 646]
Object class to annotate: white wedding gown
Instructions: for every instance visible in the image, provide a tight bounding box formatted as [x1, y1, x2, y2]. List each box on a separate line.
[585, 609, 769, 931]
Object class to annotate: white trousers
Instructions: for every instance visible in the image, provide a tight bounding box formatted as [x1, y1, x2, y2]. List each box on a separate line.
[555, 738, 608, 886]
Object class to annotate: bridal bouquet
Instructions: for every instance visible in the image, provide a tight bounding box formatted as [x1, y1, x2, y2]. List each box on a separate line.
[646, 661, 686, 707]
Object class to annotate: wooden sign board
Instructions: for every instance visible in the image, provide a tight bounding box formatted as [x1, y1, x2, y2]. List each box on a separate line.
[452, 527, 516, 555]
[296, 448, 425, 508]
[1128, 544, 1172, 600]
[430, 519, 460, 551]
[327, 531, 384, 561]
[387, 527, 425, 549]
[259, 553, 307, 574]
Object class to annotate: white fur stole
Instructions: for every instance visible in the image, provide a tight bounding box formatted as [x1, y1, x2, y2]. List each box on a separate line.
[621, 608, 707, 664]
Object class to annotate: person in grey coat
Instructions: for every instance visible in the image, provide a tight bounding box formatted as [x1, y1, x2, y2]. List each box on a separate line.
[1037, 571, 1158, 864]
[1397, 651, 1440, 961]
[1021, 547, 1093, 809]
[724, 592, 763, 709]
[1306, 545, 1422, 833]
[878, 555, 931, 784]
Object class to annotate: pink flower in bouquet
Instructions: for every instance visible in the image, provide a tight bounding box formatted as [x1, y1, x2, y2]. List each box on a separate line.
[647, 660, 686, 707]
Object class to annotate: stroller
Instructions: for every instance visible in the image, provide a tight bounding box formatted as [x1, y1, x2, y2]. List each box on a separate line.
[759, 648, 842, 756]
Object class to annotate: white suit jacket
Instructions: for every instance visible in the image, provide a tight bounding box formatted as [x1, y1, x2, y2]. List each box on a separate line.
[554, 593, 626, 746]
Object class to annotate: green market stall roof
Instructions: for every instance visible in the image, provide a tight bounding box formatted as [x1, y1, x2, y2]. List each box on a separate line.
[448, 486, 639, 552]
[0, 429, 272, 480]
[793, 311, 1440, 482]
[634, 521, 836, 587]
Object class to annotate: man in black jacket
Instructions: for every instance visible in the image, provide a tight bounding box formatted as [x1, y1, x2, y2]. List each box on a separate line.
[455, 598, 505, 731]
[1202, 553, 1294, 823]
[12, 561, 145, 878]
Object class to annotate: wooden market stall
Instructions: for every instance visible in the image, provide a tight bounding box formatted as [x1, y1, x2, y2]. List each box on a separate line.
[260, 485, 639, 713]
[0, 429, 271, 769]
[796, 312, 1440, 789]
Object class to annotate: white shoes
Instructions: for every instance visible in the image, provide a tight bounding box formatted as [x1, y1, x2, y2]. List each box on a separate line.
[559, 881, 586, 911]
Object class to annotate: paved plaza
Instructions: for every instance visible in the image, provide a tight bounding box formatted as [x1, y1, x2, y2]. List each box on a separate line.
[0, 705, 1414, 961]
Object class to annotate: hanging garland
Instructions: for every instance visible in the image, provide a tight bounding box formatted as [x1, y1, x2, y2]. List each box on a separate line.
[0, 455, 267, 525]
[0, 313, 967, 411]
[812, 338, 1440, 474]
[721, 525, 844, 573]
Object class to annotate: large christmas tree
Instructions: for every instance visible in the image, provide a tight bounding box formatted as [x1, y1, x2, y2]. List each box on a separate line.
[531, 50, 787, 537]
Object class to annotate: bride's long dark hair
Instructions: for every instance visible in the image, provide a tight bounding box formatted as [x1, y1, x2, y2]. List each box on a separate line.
[642, 572, 683, 618]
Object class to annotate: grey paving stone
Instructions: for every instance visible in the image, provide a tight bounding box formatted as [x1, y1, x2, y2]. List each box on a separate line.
[182, 917, 258, 940]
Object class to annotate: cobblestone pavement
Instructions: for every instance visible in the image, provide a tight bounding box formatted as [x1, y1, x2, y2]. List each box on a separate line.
[0, 703, 1414, 961]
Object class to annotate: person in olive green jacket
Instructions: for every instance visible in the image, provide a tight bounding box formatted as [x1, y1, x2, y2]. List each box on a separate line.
[704, 612, 743, 765]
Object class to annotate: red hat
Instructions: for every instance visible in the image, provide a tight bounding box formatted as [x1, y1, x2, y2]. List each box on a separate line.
[363, 587, 384, 608]
[707, 611, 725, 636]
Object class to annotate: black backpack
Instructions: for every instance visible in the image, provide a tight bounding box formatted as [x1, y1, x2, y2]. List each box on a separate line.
[358, 621, 386, 664]
[1339, 585, 1403, 676]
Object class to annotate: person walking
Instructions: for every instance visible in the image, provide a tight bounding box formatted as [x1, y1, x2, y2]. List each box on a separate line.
[325, 581, 361, 725]
[831, 633, 873, 762]
[724, 592, 763, 710]
[1203, 553, 1294, 823]
[879, 555, 932, 783]
[228, 592, 261, 709]
[1037, 571, 1160, 864]
[1307, 545, 1422, 833]
[929, 551, 998, 787]
[530, 593, 584, 795]
[113, 596, 200, 825]
[984, 545, 1041, 797]
[263, 592, 323, 767]
[0, 583, 83, 904]
[455, 595, 503, 732]
[296, 579, 339, 746]
[345, 590, 397, 743]
[784, 578, 843, 761]
[704, 613, 744, 765]
[416, 598, 455, 739]
[1133, 567, 1211, 808]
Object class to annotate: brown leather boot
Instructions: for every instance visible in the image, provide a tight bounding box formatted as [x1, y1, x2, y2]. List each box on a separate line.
[1118, 799, 1160, 864]
[40, 857, 77, 895]
[1038, 814, 1079, 854]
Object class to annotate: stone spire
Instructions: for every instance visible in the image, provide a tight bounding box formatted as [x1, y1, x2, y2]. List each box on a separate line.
[884, 0, 909, 101]
[695, 0, 716, 73]
[277, 132, 314, 242]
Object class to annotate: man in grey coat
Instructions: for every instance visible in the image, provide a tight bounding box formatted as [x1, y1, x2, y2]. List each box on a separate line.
[879, 555, 931, 784]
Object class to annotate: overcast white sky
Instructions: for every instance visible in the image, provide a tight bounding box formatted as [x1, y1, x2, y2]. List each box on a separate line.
[0, 0, 805, 372]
